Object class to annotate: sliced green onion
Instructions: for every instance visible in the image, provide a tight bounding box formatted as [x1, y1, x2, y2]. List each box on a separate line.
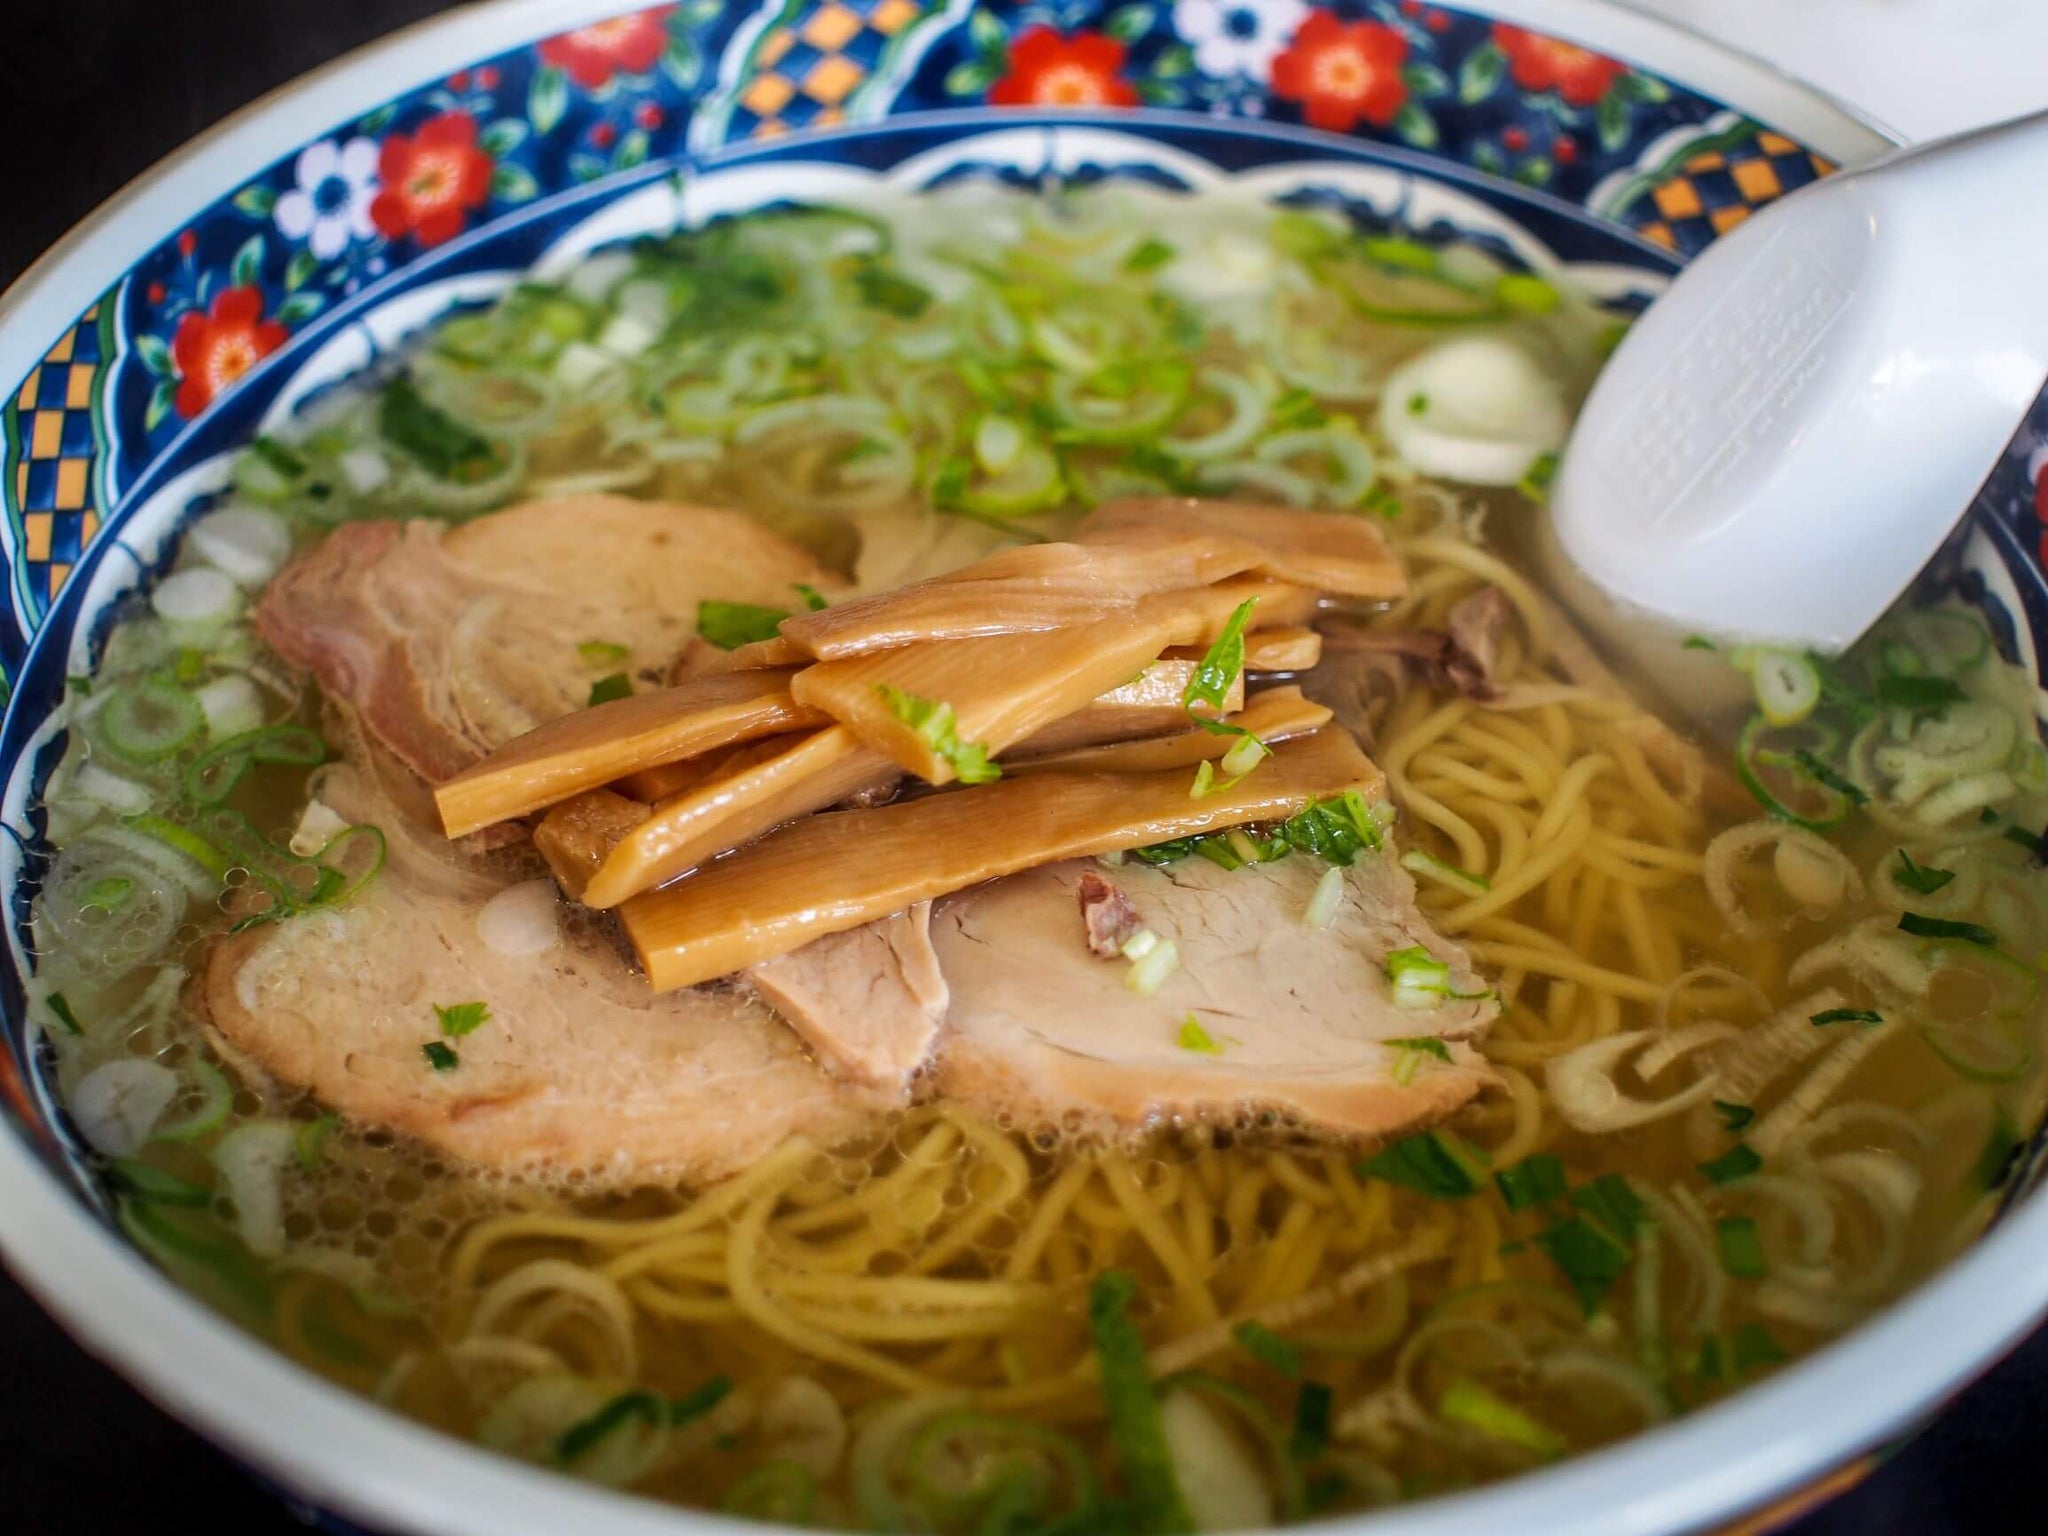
[1400, 847, 1490, 895]
[1898, 912, 1998, 946]
[1893, 850, 1956, 895]
[97, 680, 205, 761]
[587, 673, 632, 706]
[45, 992, 83, 1036]
[578, 640, 629, 668]
[1385, 944, 1452, 1008]
[108, 1158, 213, 1207]
[722, 1460, 818, 1523]
[1974, 1107, 2022, 1190]
[434, 1000, 492, 1037]
[1494, 1153, 1568, 1211]
[1697, 1144, 1761, 1186]
[1716, 1217, 1767, 1278]
[1533, 1216, 1630, 1315]
[1750, 650, 1822, 726]
[124, 814, 231, 882]
[696, 599, 788, 651]
[557, 1390, 665, 1465]
[1182, 599, 1257, 725]
[876, 685, 999, 785]
[1387, 1035, 1452, 1085]
[1232, 1322, 1302, 1379]
[1811, 1007, 1883, 1027]
[1088, 1271, 1193, 1536]
[296, 1114, 339, 1171]
[1178, 1015, 1222, 1055]
[1126, 938, 1180, 996]
[1355, 1130, 1485, 1199]
[1713, 1100, 1755, 1133]
[153, 1059, 234, 1143]
[1120, 928, 1160, 962]
[1302, 865, 1344, 929]
[379, 373, 506, 484]
[1437, 1379, 1565, 1460]
[1290, 1380, 1333, 1463]
[1735, 716, 1856, 831]
[1731, 1323, 1787, 1374]
[1874, 673, 1968, 713]
[422, 1042, 458, 1071]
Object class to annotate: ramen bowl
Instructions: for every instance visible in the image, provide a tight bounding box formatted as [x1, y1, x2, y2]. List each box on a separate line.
[2, 2, 2045, 1534]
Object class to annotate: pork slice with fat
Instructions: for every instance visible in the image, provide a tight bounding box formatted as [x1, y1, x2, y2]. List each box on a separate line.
[191, 760, 888, 1187]
[256, 494, 839, 787]
[748, 903, 949, 1093]
[930, 854, 1497, 1139]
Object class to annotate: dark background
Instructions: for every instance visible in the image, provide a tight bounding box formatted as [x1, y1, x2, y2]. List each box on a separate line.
[1, 2, 2044, 1531]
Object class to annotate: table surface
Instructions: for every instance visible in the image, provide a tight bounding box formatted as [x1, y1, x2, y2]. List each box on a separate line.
[5, 1, 2048, 1530]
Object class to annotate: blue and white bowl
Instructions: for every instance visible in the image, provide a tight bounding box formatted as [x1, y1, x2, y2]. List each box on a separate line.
[1, 3, 2043, 1533]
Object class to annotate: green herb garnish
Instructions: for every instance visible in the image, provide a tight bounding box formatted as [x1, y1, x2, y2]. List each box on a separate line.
[1698, 1144, 1762, 1186]
[1682, 636, 1717, 653]
[377, 373, 505, 484]
[434, 1000, 492, 1037]
[557, 1375, 732, 1464]
[1731, 1322, 1787, 1374]
[577, 640, 629, 668]
[587, 673, 632, 706]
[2003, 824, 2047, 862]
[1811, 1007, 1883, 1027]
[1356, 1130, 1486, 1199]
[46, 991, 83, 1036]
[1873, 674, 1967, 712]
[792, 583, 829, 612]
[1089, 1271, 1193, 1535]
[696, 599, 789, 651]
[422, 1042, 459, 1071]
[1290, 1380, 1333, 1461]
[1233, 1321, 1302, 1378]
[1717, 1216, 1767, 1278]
[876, 685, 998, 783]
[1789, 750, 1869, 806]
[1494, 1153, 1568, 1211]
[1893, 850, 1956, 896]
[1386, 1035, 1452, 1084]
[852, 259, 933, 319]
[1178, 1015, 1222, 1055]
[1898, 912, 1998, 947]
[1123, 237, 1177, 273]
[1712, 1100, 1755, 1133]
[1975, 1106, 2022, 1191]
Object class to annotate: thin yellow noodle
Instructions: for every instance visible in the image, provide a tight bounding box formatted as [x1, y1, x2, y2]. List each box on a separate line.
[1266, 1151, 1339, 1208]
[1100, 1156, 1219, 1323]
[1239, 1200, 1318, 1311]
[725, 1189, 941, 1393]
[1007, 1159, 1095, 1279]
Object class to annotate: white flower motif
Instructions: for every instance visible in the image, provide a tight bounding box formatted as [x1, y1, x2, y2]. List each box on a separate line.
[1173, 0, 1309, 83]
[273, 138, 380, 261]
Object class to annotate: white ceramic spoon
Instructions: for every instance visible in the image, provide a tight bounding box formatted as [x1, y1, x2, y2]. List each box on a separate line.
[1550, 110, 2048, 669]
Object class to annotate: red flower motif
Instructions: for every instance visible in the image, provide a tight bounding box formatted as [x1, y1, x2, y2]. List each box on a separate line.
[592, 121, 620, 150]
[476, 65, 500, 90]
[369, 111, 495, 249]
[175, 230, 197, 258]
[1271, 14, 1409, 133]
[170, 286, 287, 418]
[146, 282, 166, 305]
[635, 101, 665, 130]
[1492, 23, 1627, 108]
[1554, 133, 1579, 165]
[989, 27, 1140, 109]
[538, 6, 675, 89]
[1502, 124, 1529, 152]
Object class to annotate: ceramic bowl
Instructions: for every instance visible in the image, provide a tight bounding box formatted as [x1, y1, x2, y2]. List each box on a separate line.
[3, 3, 2045, 1533]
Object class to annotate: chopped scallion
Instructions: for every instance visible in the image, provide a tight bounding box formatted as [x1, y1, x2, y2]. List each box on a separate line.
[422, 1042, 459, 1071]
[1494, 1153, 1568, 1211]
[1125, 938, 1180, 996]
[1898, 912, 1998, 947]
[1873, 674, 1967, 712]
[1387, 1035, 1451, 1085]
[1730, 1322, 1787, 1374]
[1698, 1144, 1762, 1186]
[1810, 1007, 1882, 1027]
[1437, 1379, 1565, 1460]
[576, 640, 628, 668]
[1716, 1216, 1767, 1278]
[1712, 1100, 1755, 1133]
[1893, 850, 1956, 896]
[435, 1001, 492, 1037]
[46, 992, 83, 1036]
[876, 685, 999, 784]
[1290, 1380, 1333, 1461]
[587, 672, 632, 706]
[1177, 1014, 1222, 1055]
[1088, 1271, 1193, 1535]
[1302, 865, 1344, 929]
[1232, 1321, 1302, 1378]
[1355, 1130, 1485, 1199]
[696, 599, 789, 651]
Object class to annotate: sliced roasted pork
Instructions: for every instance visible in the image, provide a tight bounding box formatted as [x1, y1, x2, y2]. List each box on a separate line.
[192, 760, 890, 1186]
[256, 495, 839, 787]
[930, 854, 1497, 1139]
[748, 903, 949, 1093]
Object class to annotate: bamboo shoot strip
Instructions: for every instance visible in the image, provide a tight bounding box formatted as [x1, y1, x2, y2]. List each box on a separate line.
[434, 669, 821, 837]
[582, 726, 896, 909]
[1078, 498, 1408, 602]
[620, 728, 1384, 990]
[1010, 687, 1332, 775]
